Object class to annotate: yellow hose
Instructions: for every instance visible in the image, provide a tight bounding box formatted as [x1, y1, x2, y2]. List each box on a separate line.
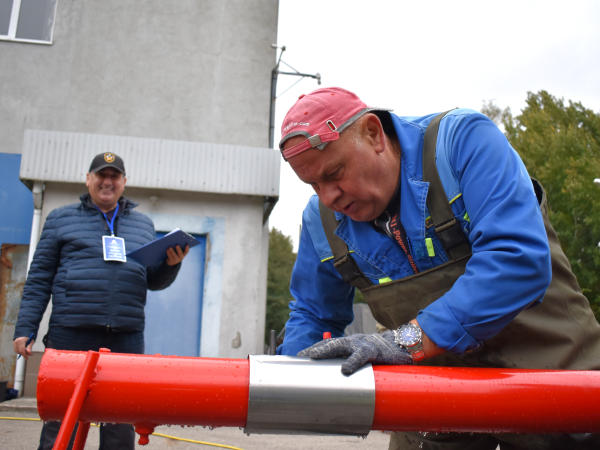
[0, 416, 41, 421]
[0, 417, 244, 449]
[151, 431, 243, 449]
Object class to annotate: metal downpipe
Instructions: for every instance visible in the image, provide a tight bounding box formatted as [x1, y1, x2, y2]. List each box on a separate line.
[14, 180, 44, 397]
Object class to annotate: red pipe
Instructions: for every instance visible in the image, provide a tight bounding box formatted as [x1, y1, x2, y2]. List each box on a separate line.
[38, 349, 600, 435]
[53, 350, 99, 450]
[372, 365, 600, 433]
[38, 350, 249, 429]
[72, 422, 91, 450]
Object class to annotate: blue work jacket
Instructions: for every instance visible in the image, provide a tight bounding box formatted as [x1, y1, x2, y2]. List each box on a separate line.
[279, 109, 552, 356]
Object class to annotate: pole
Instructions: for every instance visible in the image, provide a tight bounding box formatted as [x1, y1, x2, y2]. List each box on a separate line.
[269, 67, 278, 149]
[268, 45, 320, 149]
[372, 365, 600, 433]
[39, 350, 600, 440]
[71, 422, 91, 450]
[38, 350, 249, 430]
[53, 351, 100, 450]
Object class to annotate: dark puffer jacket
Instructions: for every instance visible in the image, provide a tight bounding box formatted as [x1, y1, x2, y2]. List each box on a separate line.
[14, 194, 181, 340]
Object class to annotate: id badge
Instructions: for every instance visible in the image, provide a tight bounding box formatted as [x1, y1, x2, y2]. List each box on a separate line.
[102, 236, 127, 262]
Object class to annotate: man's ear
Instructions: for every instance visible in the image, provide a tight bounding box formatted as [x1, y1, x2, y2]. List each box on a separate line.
[363, 114, 386, 154]
[86, 172, 90, 187]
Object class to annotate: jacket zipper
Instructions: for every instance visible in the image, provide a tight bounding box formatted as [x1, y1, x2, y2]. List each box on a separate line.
[93, 200, 124, 330]
[103, 210, 118, 329]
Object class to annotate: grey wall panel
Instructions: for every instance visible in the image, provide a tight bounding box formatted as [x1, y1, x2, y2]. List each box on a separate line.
[21, 129, 280, 197]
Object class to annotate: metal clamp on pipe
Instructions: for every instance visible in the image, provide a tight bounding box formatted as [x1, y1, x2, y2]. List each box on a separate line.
[245, 355, 375, 436]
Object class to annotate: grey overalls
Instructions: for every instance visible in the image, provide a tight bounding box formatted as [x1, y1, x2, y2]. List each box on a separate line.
[319, 112, 600, 449]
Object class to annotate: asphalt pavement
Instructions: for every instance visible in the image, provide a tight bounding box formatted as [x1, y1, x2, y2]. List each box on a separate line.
[0, 408, 392, 450]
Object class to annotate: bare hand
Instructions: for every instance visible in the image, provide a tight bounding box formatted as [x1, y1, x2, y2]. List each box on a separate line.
[13, 336, 35, 361]
[166, 245, 189, 266]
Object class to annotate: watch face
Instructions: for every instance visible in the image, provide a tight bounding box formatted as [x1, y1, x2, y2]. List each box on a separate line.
[398, 325, 422, 347]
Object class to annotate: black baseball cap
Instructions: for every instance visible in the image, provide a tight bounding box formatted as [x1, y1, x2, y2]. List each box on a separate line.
[89, 152, 126, 175]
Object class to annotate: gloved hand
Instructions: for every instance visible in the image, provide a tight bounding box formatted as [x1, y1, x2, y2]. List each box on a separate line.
[298, 331, 413, 375]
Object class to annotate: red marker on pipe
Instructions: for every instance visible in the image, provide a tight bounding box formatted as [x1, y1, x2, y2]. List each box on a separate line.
[323, 332, 332, 340]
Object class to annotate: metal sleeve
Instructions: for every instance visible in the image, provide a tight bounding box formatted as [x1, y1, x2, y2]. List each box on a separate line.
[245, 355, 375, 436]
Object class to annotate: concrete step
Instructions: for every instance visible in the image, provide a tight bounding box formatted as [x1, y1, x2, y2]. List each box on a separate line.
[0, 397, 38, 414]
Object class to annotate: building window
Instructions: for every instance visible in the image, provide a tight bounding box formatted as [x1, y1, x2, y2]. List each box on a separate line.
[0, 0, 57, 44]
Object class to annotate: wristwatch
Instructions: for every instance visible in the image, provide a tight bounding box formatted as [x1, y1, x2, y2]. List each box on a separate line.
[394, 323, 425, 362]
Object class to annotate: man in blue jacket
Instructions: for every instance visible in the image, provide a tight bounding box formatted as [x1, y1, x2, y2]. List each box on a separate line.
[13, 152, 189, 450]
[278, 87, 600, 449]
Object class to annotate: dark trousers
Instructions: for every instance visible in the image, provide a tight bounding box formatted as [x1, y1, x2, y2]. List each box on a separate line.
[38, 326, 144, 450]
[39, 422, 136, 450]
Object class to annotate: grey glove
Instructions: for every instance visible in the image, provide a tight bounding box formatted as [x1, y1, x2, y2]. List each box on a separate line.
[298, 331, 413, 375]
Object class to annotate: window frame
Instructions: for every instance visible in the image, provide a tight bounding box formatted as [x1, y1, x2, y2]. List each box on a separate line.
[0, 0, 58, 45]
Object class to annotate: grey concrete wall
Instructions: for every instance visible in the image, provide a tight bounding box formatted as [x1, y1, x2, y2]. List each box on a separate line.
[1, 0, 279, 155]
[32, 182, 269, 357]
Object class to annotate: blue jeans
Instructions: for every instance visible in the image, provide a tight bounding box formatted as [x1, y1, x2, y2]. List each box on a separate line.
[38, 326, 144, 450]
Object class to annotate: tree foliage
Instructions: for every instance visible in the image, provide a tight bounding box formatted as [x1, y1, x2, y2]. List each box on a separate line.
[481, 99, 511, 127]
[503, 91, 600, 318]
[265, 228, 297, 341]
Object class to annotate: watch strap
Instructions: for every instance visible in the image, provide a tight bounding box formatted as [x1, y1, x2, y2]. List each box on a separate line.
[407, 340, 425, 362]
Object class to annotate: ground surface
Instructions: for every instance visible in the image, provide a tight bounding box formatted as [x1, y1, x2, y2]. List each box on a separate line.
[0, 398, 392, 450]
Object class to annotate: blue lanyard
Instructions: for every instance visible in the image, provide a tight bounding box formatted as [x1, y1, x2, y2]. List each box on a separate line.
[95, 203, 119, 236]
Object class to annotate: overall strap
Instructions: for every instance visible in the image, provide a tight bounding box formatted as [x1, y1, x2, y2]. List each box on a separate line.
[318, 200, 373, 290]
[423, 111, 471, 260]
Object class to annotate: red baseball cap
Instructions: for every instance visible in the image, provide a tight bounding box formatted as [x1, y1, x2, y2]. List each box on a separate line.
[279, 87, 391, 161]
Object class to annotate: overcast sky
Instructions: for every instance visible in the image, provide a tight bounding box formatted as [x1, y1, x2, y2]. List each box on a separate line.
[269, 0, 600, 251]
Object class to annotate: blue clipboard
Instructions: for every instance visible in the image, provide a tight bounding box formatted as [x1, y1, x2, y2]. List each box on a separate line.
[126, 228, 200, 266]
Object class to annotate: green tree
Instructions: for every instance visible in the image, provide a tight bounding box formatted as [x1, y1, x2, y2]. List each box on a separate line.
[265, 228, 297, 342]
[481, 99, 511, 127]
[503, 91, 600, 318]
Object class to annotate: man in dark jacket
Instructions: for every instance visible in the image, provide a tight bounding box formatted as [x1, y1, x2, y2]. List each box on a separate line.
[13, 152, 189, 450]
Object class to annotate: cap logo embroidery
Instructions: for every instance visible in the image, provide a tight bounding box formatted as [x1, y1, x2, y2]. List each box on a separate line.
[283, 121, 310, 132]
[104, 153, 115, 163]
